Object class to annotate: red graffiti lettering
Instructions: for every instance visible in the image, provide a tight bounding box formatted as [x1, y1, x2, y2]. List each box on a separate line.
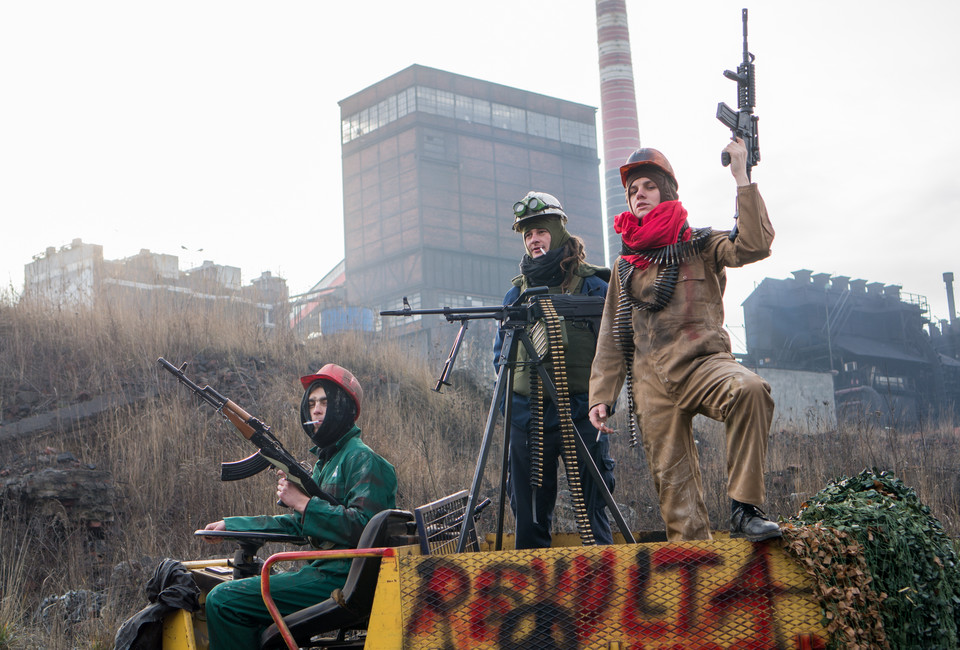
[705, 543, 788, 648]
[469, 563, 537, 641]
[403, 542, 826, 649]
[653, 545, 723, 633]
[572, 549, 617, 640]
[404, 559, 471, 637]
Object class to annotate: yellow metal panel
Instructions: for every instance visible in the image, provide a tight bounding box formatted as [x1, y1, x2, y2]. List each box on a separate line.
[363, 552, 404, 649]
[180, 558, 231, 570]
[392, 539, 828, 649]
[161, 608, 197, 650]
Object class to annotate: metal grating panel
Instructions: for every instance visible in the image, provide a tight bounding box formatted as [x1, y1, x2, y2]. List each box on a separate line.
[414, 490, 480, 555]
[395, 538, 828, 649]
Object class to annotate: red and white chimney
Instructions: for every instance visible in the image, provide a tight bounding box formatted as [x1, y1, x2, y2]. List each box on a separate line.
[596, 0, 641, 264]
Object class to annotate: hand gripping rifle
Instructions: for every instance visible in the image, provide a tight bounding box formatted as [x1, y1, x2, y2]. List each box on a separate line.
[157, 357, 343, 507]
[716, 8, 760, 241]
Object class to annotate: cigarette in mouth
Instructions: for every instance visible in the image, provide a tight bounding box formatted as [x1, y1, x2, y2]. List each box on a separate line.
[303, 420, 321, 426]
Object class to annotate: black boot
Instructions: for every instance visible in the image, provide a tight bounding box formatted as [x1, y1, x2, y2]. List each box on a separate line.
[730, 500, 781, 542]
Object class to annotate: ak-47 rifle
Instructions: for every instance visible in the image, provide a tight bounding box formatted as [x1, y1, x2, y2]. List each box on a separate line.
[716, 8, 760, 240]
[157, 357, 343, 507]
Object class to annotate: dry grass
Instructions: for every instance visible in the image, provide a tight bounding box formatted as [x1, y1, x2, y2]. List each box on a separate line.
[0, 296, 489, 647]
[0, 295, 958, 648]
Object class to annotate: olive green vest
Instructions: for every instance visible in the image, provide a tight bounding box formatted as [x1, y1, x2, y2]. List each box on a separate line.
[511, 274, 600, 397]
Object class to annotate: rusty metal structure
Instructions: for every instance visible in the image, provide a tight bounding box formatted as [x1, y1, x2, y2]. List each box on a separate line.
[741, 269, 960, 426]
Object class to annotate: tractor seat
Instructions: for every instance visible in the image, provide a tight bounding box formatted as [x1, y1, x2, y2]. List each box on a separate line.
[259, 509, 414, 649]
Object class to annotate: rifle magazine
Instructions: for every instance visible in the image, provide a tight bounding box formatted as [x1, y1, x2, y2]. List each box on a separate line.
[220, 451, 272, 481]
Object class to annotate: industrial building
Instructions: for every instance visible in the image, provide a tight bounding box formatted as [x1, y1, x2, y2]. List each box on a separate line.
[741, 269, 960, 427]
[23, 238, 288, 328]
[288, 260, 376, 339]
[336, 64, 605, 361]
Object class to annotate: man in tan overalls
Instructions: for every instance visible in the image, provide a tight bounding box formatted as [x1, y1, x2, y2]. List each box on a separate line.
[588, 138, 780, 543]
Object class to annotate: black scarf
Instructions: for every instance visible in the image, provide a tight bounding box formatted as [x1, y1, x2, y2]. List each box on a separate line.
[300, 380, 357, 451]
[519, 246, 566, 288]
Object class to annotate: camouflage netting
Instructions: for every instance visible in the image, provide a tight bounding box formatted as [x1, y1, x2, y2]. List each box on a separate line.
[780, 523, 888, 649]
[784, 468, 960, 650]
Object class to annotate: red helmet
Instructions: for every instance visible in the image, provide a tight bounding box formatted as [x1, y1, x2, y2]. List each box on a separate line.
[619, 148, 678, 189]
[300, 364, 363, 419]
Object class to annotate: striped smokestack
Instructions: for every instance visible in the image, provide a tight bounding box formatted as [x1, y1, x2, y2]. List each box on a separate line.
[596, 0, 641, 265]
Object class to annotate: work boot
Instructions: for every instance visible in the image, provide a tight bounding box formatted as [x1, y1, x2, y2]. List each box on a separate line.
[730, 500, 781, 542]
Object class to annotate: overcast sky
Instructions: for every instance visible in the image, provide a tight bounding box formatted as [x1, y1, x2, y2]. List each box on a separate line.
[2, 1, 958, 340]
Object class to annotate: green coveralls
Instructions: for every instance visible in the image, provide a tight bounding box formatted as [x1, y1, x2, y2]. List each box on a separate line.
[204, 425, 397, 650]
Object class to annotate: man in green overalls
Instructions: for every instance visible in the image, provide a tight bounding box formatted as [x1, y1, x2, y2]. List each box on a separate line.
[202, 364, 397, 650]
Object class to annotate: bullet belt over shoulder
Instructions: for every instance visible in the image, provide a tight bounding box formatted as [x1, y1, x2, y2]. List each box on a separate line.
[613, 226, 713, 445]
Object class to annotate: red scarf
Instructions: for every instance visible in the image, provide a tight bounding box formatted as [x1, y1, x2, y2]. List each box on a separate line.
[615, 200, 690, 269]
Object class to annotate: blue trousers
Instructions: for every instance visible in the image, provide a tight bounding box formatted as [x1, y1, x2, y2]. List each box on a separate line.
[508, 412, 616, 549]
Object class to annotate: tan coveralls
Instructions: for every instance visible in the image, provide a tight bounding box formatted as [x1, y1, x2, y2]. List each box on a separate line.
[588, 183, 775, 541]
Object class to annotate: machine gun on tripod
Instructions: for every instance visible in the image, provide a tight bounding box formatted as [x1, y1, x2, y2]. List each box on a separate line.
[381, 288, 636, 551]
[381, 289, 540, 393]
[381, 288, 605, 392]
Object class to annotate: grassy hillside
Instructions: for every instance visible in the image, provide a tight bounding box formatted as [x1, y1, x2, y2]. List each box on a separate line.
[0, 296, 958, 648]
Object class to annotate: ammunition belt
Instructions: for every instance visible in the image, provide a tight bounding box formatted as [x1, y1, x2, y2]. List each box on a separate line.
[528, 296, 596, 546]
[617, 227, 712, 313]
[620, 227, 713, 268]
[614, 227, 712, 447]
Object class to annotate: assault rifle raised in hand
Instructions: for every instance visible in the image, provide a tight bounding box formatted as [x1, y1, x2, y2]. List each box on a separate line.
[717, 8, 760, 173]
[157, 357, 343, 507]
[716, 7, 760, 241]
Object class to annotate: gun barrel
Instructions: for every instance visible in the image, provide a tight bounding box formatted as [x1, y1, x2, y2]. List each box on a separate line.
[158, 357, 196, 388]
[158, 357, 224, 410]
[380, 305, 505, 318]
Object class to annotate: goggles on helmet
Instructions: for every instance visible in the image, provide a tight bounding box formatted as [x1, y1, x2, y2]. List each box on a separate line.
[511, 191, 568, 231]
[513, 196, 556, 218]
